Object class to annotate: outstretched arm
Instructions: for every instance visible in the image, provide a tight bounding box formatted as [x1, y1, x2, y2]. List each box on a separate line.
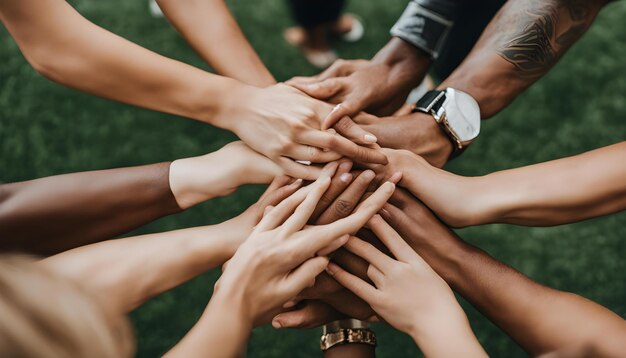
[0, 0, 386, 179]
[380, 189, 626, 356]
[39, 177, 300, 316]
[380, 142, 626, 227]
[157, 0, 275, 87]
[0, 141, 281, 255]
[0, 0, 238, 126]
[440, 0, 608, 117]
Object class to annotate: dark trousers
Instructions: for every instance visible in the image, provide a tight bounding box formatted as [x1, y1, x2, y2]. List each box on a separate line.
[287, 0, 347, 29]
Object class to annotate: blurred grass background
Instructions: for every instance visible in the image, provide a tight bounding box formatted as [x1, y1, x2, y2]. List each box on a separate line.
[1, 0, 625, 356]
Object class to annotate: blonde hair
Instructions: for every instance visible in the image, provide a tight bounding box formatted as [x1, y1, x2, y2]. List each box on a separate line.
[0, 255, 134, 357]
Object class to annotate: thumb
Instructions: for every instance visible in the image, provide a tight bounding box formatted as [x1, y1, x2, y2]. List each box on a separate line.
[290, 78, 342, 101]
[322, 100, 361, 130]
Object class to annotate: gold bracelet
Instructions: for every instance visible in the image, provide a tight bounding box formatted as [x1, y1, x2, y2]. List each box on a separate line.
[320, 320, 377, 351]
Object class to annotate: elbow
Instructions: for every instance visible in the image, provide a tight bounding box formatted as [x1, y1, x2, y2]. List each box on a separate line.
[20, 43, 68, 84]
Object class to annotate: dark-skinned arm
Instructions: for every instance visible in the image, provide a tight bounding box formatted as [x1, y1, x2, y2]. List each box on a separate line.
[379, 189, 626, 356]
[440, 0, 609, 117]
[0, 142, 281, 255]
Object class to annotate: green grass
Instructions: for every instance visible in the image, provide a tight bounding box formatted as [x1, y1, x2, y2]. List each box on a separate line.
[1, 0, 625, 356]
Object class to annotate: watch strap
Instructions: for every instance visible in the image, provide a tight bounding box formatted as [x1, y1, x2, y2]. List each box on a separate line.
[413, 89, 465, 160]
[320, 328, 377, 351]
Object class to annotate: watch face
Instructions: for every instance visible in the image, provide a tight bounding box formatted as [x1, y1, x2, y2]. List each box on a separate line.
[443, 89, 481, 143]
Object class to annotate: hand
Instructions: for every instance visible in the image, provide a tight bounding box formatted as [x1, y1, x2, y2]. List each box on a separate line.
[169, 141, 282, 209]
[211, 162, 397, 326]
[272, 166, 402, 327]
[355, 111, 452, 168]
[226, 83, 388, 179]
[288, 59, 410, 128]
[326, 216, 485, 357]
[377, 148, 485, 228]
[287, 37, 432, 129]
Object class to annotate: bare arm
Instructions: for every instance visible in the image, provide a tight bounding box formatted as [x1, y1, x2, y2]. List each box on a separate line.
[0, 0, 386, 179]
[382, 142, 626, 227]
[0, 142, 281, 255]
[39, 177, 299, 316]
[0, 0, 239, 126]
[440, 0, 608, 117]
[157, 0, 275, 87]
[381, 189, 626, 356]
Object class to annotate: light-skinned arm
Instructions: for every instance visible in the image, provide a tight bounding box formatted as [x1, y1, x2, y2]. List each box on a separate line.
[157, 0, 275, 87]
[0, 141, 280, 255]
[0, 0, 386, 179]
[379, 142, 626, 227]
[327, 216, 487, 358]
[166, 164, 397, 357]
[39, 176, 302, 316]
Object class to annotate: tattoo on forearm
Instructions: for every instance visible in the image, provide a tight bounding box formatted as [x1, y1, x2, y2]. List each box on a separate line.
[496, 0, 601, 79]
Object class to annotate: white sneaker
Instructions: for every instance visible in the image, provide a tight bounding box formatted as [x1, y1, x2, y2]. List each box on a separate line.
[149, 0, 164, 17]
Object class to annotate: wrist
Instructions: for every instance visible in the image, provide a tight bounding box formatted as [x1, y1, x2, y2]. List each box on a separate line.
[169, 149, 240, 209]
[372, 37, 431, 90]
[214, 83, 261, 133]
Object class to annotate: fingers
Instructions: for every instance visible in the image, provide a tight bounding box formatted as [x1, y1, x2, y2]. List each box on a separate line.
[280, 174, 332, 234]
[298, 131, 388, 165]
[319, 181, 395, 237]
[272, 301, 344, 329]
[289, 79, 343, 101]
[257, 178, 303, 209]
[254, 184, 311, 233]
[317, 234, 350, 256]
[258, 175, 292, 202]
[378, 202, 415, 241]
[310, 160, 354, 222]
[368, 214, 416, 262]
[325, 262, 379, 302]
[367, 264, 386, 287]
[285, 144, 343, 163]
[343, 236, 396, 272]
[276, 157, 322, 180]
[284, 256, 330, 298]
[316, 169, 376, 225]
[323, 101, 359, 130]
[332, 116, 378, 145]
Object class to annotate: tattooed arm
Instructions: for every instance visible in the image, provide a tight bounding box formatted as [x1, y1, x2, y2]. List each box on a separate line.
[440, 0, 608, 117]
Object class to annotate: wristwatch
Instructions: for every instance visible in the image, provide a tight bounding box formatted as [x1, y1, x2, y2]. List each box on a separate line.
[413, 88, 481, 159]
[320, 319, 377, 351]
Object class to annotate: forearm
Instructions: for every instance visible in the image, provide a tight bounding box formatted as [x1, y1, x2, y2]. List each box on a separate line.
[157, 0, 275, 87]
[440, 0, 606, 117]
[0, 162, 180, 255]
[40, 218, 247, 315]
[407, 228, 626, 355]
[371, 37, 432, 97]
[473, 141, 626, 226]
[167, 290, 250, 357]
[0, 0, 244, 127]
[170, 141, 281, 209]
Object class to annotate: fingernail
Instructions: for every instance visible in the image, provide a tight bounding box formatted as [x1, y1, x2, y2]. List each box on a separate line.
[364, 134, 378, 144]
[291, 178, 303, 187]
[340, 173, 352, 183]
[283, 300, 297, 309]
[331, 104, 341, 113]
[325, 263, 337, 276]
[272, 318, 283, 329]
[379, 207, 390, 217]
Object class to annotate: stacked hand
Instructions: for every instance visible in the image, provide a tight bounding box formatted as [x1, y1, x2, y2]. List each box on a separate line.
[208, 162, 397, 329]
[227, 83, 389, 179]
